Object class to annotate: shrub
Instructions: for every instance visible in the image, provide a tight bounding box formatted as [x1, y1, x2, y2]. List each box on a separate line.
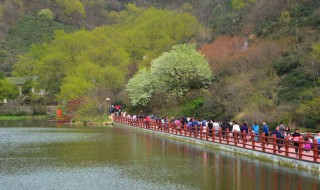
[37, 9, 54, 20]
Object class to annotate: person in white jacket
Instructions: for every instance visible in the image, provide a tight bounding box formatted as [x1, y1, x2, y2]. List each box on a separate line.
[232, 121, 241, 142]
[212, 120, 220, 135]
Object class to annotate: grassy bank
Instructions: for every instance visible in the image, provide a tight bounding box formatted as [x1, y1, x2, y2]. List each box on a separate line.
[0, 115, 48, 120]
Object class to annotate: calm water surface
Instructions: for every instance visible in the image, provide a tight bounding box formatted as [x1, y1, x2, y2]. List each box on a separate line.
[0, 119, 319, 190]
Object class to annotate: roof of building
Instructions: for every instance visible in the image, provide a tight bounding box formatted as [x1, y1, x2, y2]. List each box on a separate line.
[6, 76, 38, 85]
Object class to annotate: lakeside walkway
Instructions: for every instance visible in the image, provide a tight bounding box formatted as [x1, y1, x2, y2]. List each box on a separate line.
[113, 116, 320, 164]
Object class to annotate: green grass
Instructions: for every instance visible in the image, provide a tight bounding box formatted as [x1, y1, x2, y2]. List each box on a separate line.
[0, 115, 47, 120]
[93, 115, 113, 122]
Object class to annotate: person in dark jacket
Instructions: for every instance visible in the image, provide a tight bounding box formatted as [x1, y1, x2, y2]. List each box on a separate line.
[292, 128, 301, 155]
[191, 118, 199, 137]
[240, 122, 249, 142]
[240, 122, 248, 134]
[207, 119, 213, 137]
[274, 127, 284, 153]
[221, 120, 231, 140]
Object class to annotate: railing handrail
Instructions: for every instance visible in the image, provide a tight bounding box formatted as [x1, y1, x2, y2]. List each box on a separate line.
[113, 116, 319, 163]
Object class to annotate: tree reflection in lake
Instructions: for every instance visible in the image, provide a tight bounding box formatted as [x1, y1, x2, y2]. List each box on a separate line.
[0, 119, 319, 189]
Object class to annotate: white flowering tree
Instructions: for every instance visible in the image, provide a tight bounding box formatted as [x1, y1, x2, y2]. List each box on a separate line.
[126, 68, 155, 106]
[126, 44, 213, 106]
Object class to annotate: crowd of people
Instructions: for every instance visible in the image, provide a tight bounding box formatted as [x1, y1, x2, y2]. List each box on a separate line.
[116, 112, 320, 155]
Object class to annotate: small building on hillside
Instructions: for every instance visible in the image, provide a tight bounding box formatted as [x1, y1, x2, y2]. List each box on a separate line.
[6, 76, 45, 96]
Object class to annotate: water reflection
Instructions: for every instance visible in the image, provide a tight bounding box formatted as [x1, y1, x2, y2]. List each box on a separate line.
[0, 119, 319, 189]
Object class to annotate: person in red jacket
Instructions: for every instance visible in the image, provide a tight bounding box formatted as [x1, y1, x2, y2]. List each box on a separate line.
[145, 115, 151, 129]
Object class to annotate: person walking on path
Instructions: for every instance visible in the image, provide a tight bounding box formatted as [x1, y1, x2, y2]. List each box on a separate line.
[241, 122, 249, 142]
[292, 128, 301, 155]
[208, 119, 213, 137]
[213, 120, 220, 135]
[262, 122, 269, 144]
[304, 137, 312, 152]
[278, 122, 285, 136]
[221, 119, 231, 140]
[274, 127, 284, 153]
[232, 121, 241, 142]
[252, 122, 259, 142]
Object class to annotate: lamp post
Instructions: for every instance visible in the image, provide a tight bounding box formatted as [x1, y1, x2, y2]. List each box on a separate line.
[105, 97, 110, 115]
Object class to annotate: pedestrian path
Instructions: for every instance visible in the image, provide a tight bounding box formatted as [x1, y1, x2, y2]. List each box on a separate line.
[113, 116, 320, 163]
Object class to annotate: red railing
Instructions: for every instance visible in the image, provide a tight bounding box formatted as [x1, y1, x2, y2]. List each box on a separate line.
[113, 116, 320, 163]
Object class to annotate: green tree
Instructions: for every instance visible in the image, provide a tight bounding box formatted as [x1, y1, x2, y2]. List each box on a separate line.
[0, 78, 19, 100]
[0, 71, 4, 79]
[14, 6, 201, 104]
[297, 97, 320, 128]
[0, 16, 76, 75]
[55, 0, 86, 25]
[111, 4, 201, 68]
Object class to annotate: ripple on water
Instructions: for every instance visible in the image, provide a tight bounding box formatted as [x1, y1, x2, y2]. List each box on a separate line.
[0, 128, 106, 146]
[0, 167, 192, 190]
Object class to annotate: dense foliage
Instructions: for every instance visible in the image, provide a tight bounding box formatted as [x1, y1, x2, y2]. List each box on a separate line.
[0, 0, 319, 129]
[10, 5, 200, 120]
[0, 78, 19, 100]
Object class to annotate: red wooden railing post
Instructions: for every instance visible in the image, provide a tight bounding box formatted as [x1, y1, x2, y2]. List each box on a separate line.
[261, 133, 265, 152]
[299, 136, 303, 159]
[242, 131, 246, 148]
[176, 123, 178, 134]
[219, 128, 222, 143]
[273, 134, 277, 154]
[212, 129, 216, 143]
[200, 125, 203, 140]
[175, 123, 178, 135]
[171, 123, 174, 134]
[205, 127, 208, 141]
[251, 132, 255, 150]
[313, 139, 318, 162]
[153, 120, 156, 130]
[195, 125, 198, 138]
[171, 122, 174, 134]
[171, 122, 176, 134]
[285, 136, 289, 157]
[226, 128, 230, 145]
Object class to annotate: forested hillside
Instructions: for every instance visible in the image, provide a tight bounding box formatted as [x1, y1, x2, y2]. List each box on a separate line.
[0, 0, 319, 129]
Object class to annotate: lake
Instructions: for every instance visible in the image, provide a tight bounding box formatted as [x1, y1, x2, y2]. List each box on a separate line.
[0, 119, 319, 189]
